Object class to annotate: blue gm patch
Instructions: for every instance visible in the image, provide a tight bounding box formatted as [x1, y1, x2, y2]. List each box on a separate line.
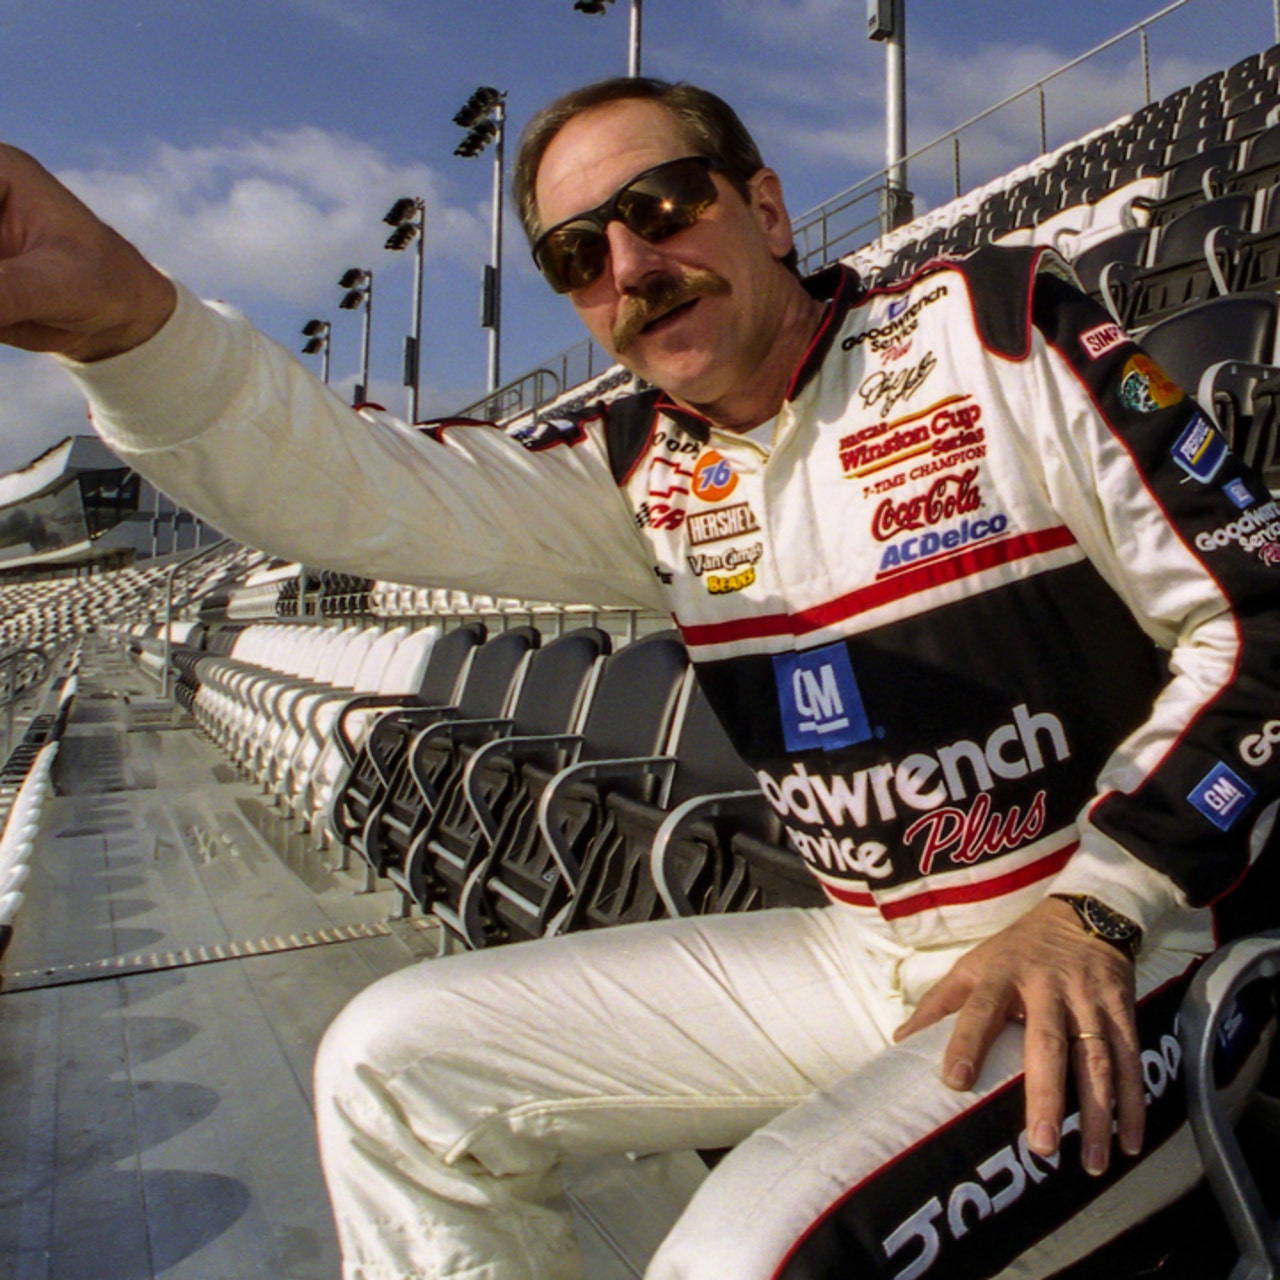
[1188, 762, 1256, 832]
[773, 642, 872, 754]
[1224, 477, 1253, 510]
[1172, 414, 1228, 484]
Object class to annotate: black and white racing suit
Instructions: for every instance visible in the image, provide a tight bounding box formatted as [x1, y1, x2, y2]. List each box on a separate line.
[66, 245, 1280, 1279]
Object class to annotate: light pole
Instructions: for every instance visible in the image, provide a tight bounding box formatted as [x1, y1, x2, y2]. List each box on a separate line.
[868, 0, 912, 233]
[301, 318, 331, 384]
[383, 197, 426, 423]
[573, 0, 643, 76]
[454, 86, 506, 393]
[337, 267, 373, 404]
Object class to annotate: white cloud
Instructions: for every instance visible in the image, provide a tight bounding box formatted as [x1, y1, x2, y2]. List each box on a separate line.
[0, 350, 94, 473]
[55, 127, 490, 319]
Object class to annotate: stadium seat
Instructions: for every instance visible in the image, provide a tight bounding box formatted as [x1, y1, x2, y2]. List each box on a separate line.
[354, 626, 540, 883]
[434, 630, 688, 947]
[327, 621, 486, 870]
[561, 675, 823, 932]
[408, 626, 613, 930]
[1102, 192, 1255, 327]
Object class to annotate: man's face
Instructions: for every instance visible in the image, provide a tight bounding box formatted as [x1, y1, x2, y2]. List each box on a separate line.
[533, 97, 796, 410]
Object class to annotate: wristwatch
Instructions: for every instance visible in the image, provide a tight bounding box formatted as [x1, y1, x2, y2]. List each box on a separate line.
[1049, 893, 1143, 962]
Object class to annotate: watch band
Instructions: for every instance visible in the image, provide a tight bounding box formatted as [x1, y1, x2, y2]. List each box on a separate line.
[1049, 893, 1143, 962]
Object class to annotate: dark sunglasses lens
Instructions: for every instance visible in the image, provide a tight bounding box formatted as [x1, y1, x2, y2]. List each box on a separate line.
[540, 224, 609, 293]
[619, 161, 718, 241]
[536, 158, 719, 292]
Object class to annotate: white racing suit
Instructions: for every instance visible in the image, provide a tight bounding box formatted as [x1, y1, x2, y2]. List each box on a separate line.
[65, 245, 1280, 1278]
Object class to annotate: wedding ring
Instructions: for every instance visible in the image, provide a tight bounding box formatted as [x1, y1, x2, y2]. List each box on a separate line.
[1072, 1031, 1106, 1042]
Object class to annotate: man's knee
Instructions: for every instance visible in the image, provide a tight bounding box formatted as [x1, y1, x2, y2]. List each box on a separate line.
[314, 958, 462, 1105]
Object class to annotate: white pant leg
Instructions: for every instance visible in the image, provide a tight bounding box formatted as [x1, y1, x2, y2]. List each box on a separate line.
[313, 906, 901, 1280]
[648, 946, 1221, 1280]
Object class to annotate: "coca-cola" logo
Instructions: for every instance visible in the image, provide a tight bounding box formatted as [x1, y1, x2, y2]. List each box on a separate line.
[871, 467, 982, 541]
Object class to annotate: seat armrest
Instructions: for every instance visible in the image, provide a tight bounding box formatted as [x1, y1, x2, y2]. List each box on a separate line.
[1178, 930, 1280, 1277]
[1205, 224, 1246, 296]
[650, 789, 769, 917]
[1098, 259, 1138, 327]
[462, 733, 584, 843]
[334, 693, 449, 763]
[535, 755, 678, 888]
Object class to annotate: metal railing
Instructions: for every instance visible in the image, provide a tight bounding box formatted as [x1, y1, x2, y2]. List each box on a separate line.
[454, 0, 1279, 423]
[0, 647, 48, 757]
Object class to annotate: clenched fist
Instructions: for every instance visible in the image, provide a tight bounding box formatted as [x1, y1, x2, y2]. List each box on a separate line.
[0, 143, 175, 362]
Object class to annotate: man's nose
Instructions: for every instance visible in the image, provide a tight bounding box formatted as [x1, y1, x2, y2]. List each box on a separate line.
[604, 219, 670, 291]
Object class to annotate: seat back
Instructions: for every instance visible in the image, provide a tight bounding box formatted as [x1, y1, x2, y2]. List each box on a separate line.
[508, 627, 612, 736]
[1141, 292, 1279, 395]
[1070, 228, 1150, 294]
[578, 630, 689, 769]
[666, 677, 760, 807]
[1155, 192, 1254, 264]
[349, 625, 408, 691]
[416, 622, 486, 704]
[453, 627, 540, 720]
[375, 625, 440, 694]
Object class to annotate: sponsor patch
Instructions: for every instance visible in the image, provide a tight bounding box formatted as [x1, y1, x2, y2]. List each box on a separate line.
[1193, 498, 1280, 555]
[871, 467, 982, 541]
[839, 394, 983, 479]
[1240, 719, 1280, 768]
[1224, 477, 1254, 509]
[509, 416, 585, 451]
[772, 642, 873, 754]
[1188, 762, 1255, 831]
[877, 513, 1008, 575]
[1118, 353, 1184, 414]
[634, 501, 685, 531]
[690, 449, 738, 503]
[645, 454, 693, 500]
[686, 501, 760, 546]
[842, 285, 947, 361]
[1172, 414, 1228, 484]
[706, 566, 756, 594]
[1079, 321, 1128, 360]
[686, 541, 763, 577]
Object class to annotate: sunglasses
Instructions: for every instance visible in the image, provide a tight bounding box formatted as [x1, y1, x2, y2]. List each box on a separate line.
[532, 155, 722, 293]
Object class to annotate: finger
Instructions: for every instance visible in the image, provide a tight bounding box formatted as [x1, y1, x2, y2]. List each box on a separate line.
[1021, 1003, 1070, 1158]
[1071, 1027, 1114, 1176]
[1105, 1002, 1146, 1158]
[892, 968, 970, 1043]
[939, 981, 1014, 1092]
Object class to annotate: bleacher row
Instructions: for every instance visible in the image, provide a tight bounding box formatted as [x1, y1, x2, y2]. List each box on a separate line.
[0, 657, 78, 958]
[106, 618, 821, 953]
[840, 43, 1280, 492]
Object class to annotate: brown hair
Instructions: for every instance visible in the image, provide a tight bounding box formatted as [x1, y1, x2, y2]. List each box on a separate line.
[513, 77, 768, 247]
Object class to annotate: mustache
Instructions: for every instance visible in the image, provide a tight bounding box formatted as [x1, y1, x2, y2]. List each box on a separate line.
[612, 268, 730, 353]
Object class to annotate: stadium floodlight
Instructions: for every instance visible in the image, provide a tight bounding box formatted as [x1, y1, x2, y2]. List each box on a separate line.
[452, 86, 503, 129]
[336, 268, 373, 405]
[869, 0, 911, 234]
[572, 0, 642, 76]
[383, 196, 427, 422]
[453, 87, 507, 392]
[300, 318, 331, 384]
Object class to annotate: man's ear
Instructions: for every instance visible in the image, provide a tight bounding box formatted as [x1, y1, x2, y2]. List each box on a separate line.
[746, 168, 796, 262]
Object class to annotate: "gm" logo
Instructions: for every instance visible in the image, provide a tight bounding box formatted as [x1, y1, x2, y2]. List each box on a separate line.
[773, 642, 872, 754]
[1188, 761, 1255, 832]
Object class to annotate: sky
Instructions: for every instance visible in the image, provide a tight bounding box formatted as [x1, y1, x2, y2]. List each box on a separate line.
[0, 0, 1275, 473]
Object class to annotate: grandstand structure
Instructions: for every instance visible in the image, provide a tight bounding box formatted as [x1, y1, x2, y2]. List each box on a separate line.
[3, 16, 1280, 1280]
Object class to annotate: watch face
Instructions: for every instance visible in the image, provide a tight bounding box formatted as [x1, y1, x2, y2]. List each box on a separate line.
[1081, 897, 1139, 943]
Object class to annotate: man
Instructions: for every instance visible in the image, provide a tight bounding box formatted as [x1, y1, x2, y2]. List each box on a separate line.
[0, 76, 1277, 1278]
